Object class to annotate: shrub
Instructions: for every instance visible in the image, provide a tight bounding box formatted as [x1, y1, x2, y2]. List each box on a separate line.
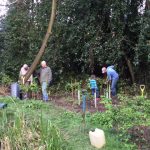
[128, 126, 150, 149]
[0, 73, 12, 86]
[89, 96, 150, 149]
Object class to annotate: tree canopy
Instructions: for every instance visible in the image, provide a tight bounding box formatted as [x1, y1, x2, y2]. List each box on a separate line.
[0, 0, 149, 85]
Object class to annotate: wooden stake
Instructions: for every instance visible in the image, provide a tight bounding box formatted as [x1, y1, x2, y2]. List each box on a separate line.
[94, 90, 97, 108]
[78, 90, 81, 105]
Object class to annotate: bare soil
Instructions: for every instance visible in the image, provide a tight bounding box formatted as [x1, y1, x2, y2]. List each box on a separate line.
[0, 85, 119, 113]
[48, 95, 106, 113]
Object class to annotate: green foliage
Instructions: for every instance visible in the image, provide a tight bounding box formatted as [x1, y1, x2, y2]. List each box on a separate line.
[20, 78, 39, 93]
[39, 116, 65, 150]
[65, 81, 79, 93]
[89, 96, 150, 149]
[23, 100, 49, 109]
[90, 98, 113, 128]
[61, 110, 77, 119]
[29, 81, 39, 92]
[20, 84, 29, 92]
[0, 0, 149, 84]
[136, 8, 150, 85]
[0, 73, 12, 86]
[0, 102, 67, 150]
[1, 97, 149, 149]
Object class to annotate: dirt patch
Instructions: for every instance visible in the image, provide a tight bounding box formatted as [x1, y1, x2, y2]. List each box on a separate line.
[128, 126, 150, 150]
[0, 90, 104, 113]
[48, 95, 106, 113]
[0, 86, 10, 97]
[0, 87, 119, 113]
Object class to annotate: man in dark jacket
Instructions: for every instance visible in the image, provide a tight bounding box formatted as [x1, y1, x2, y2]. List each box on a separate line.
[40, 61, 52, 101]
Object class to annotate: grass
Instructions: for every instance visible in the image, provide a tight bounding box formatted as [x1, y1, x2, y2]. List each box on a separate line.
[0, 97, 131, 150]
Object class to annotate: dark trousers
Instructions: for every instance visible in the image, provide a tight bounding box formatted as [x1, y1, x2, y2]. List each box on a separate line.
[91, 88, 99, 98]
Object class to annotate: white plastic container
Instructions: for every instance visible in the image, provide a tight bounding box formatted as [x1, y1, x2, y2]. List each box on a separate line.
[89, 128, 106, 149]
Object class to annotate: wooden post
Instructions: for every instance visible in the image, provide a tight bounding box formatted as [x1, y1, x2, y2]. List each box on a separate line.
[108, 83, 111, 99]
[78, 89, 81, 105]
[94, 89, 97, 108]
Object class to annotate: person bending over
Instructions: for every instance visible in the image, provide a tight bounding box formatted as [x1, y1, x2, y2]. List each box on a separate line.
[102, 66, 119, 97]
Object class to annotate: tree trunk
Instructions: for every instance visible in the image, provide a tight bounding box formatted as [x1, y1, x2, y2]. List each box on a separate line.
[145, 0, 150, 9]
[124, 54, 135, 83]
[24, 0, 57, 83]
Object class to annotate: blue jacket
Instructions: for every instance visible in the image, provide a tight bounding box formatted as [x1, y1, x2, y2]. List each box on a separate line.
[90, 79, 98, 89]
[107, 66, 119, 80]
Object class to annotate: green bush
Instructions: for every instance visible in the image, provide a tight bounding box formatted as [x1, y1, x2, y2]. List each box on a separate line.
[0, 73, 12, 86]
[89, 96, 150, 149]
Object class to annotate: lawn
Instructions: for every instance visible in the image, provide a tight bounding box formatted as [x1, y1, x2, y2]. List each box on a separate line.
[0, 97, 130, 150]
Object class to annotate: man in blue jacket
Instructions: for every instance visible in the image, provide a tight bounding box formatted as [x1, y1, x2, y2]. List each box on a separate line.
[102, 66, 119, 97]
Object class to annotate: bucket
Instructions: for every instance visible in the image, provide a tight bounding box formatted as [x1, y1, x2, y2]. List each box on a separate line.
[11, 83, 20, 98]
[89, 128, 106, 149]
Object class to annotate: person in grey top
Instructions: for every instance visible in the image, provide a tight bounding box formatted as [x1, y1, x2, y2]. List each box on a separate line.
[40, 61, 52, 101]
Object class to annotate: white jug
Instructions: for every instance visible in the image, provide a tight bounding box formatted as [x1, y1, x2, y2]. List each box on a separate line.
[89, 128, 106, 149]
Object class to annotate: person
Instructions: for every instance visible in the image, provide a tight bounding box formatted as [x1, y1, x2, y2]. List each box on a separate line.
[19, 64, 28, 81]
[89, 75, 99, 98]
[19, 64, 33, 99]
[19, 64, 33, 85]
[102, 66, 119, 97]
[40, 61, 52, 101]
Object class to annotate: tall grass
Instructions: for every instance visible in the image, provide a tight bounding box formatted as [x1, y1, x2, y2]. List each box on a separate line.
[0, 97, 136, 150]
[0, 104, 67, 150]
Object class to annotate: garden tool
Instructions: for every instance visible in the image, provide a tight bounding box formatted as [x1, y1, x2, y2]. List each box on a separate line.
[21, 76, 25, 85]
[81, 89, 87, 131]
[78, 89, 81, 105]
[82, 89, 87, 113]
[140, 84, 145, 97]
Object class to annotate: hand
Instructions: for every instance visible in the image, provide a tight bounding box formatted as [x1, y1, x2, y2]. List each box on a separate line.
[105, 80, 111, 84]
